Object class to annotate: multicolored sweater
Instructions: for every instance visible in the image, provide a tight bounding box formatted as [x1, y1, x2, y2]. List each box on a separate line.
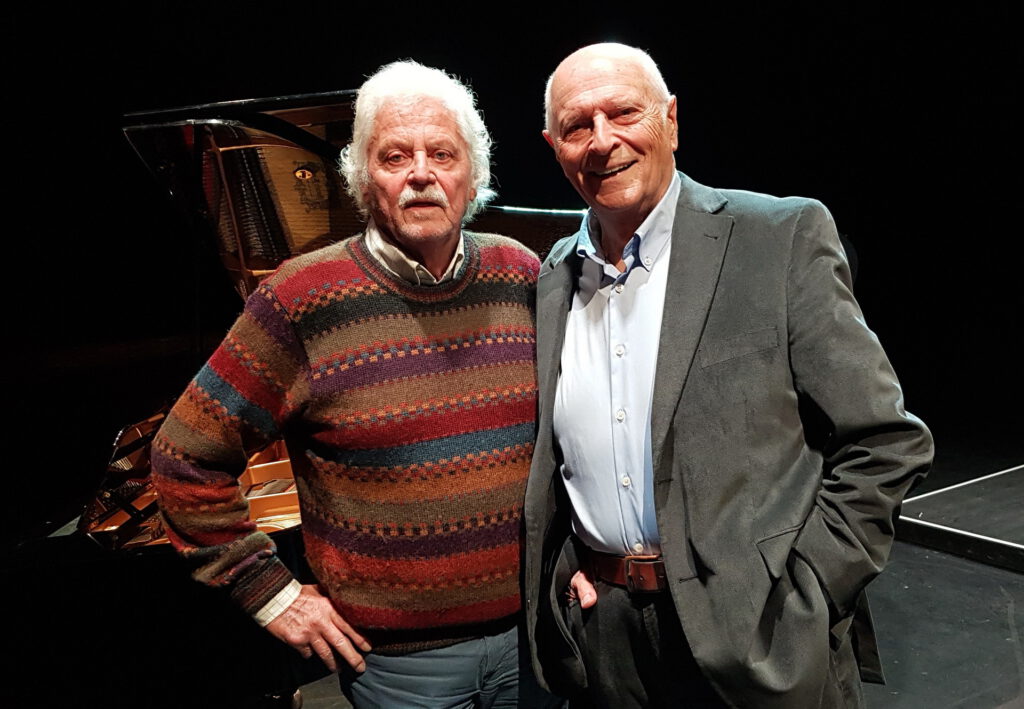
[151, 232, 538, 651]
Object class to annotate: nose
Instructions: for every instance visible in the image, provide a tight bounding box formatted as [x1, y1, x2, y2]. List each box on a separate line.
[590, 114, 618, 155]
[408, 151, 434, 186]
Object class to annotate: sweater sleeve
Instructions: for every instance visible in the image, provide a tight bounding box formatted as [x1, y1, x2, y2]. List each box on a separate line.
[151, 282, 310, 614]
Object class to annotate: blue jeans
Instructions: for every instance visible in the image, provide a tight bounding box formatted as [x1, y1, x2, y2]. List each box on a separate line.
[340, 626, 519, 709]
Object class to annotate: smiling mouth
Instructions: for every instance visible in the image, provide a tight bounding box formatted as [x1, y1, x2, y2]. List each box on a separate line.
[590, 161, 636, 178]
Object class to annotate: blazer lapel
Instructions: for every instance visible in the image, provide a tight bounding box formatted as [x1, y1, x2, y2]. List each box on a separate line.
[536, 253, 576, 422]
[650, 177, 734, 478]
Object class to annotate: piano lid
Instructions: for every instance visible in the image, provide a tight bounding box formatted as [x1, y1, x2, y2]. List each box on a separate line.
[123, 90, 582, 300]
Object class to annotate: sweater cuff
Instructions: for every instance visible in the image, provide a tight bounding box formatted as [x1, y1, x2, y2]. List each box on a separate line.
[229, 555, 296, 616]
[253, 579, 302, 627]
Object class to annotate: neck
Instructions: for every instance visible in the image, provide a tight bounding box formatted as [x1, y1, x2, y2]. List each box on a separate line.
[380, 227, 461, 280]
[417, 247, 458, 280]
[591, 172, 675, 269]
[593, 213, 641, 271]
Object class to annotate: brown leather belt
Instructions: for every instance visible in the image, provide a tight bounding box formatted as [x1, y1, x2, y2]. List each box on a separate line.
[584, 547, 668, 593]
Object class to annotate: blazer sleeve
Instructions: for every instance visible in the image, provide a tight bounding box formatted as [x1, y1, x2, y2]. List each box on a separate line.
[786, 201, 933, 619]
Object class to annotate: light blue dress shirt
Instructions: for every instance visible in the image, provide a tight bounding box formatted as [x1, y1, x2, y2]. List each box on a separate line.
[553, 174, 681, 556]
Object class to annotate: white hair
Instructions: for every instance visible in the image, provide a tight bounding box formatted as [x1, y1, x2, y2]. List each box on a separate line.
[338, 60, 496, 222]
[544, 43, 672, 134]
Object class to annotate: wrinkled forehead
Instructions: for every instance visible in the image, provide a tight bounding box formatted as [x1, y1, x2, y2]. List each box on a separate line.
[550, 56, 661, 116]
[370, 96, 466, 144]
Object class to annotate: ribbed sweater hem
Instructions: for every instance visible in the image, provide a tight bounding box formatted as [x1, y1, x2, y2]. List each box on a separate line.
[367, 613, 518, 655]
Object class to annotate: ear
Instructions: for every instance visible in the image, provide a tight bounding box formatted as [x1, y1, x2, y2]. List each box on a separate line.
[542, 129, 555, 149]
[469, 187, 477, 202]
[666, 96, 679, 152]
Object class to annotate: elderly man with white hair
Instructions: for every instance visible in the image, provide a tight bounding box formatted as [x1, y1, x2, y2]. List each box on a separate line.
[152, 60, 540, 707]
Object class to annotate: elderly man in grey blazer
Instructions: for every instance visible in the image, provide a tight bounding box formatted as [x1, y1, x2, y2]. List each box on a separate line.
[523, 42, 934, 708]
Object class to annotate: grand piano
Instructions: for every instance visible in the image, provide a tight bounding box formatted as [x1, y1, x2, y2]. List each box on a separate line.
[5, 90, 580, 709]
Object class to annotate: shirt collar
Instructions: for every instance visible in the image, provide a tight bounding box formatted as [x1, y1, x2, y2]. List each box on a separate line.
[364, 218, 465, 286]
[575, 172, 681, 273]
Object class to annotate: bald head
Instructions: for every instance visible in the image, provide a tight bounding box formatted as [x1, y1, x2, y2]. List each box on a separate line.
[544, 43, 670, 134]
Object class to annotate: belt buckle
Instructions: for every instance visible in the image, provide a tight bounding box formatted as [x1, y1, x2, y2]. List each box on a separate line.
[624, 557, 659, 593]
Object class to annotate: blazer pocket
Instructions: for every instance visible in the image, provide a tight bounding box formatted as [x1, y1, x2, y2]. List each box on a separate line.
[699, 326, 779, 368]
[547, 536, 583, 654]
[756, 525, 802, 580]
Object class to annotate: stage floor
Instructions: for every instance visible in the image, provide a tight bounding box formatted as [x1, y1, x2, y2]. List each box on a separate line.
[902, 465, 1023, 546]
[296, 543, 1024, 708]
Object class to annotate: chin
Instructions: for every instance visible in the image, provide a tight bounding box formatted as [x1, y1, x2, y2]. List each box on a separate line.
[592, 194, 643, 214]
[583, 181, 644, 210]
[396, 223, 458, 243]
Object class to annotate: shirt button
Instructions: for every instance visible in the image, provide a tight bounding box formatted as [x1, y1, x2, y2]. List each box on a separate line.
[615, 409, 626, 422]
[644, 256, 653, 266]
[633, 542, 644, 553]
[614, 283, 624, 294]
[614, 344, 626, 357]
[621, 476, 631, 487]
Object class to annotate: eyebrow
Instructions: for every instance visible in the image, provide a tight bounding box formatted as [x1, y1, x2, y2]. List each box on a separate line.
[558, 111, 585, 128]
[374, 136, 462, 156]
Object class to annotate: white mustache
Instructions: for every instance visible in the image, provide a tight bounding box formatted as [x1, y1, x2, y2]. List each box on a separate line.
[398, 185, 450, 208]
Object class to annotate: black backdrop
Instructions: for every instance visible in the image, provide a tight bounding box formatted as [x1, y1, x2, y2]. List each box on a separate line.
[7, 3, 1022, 545]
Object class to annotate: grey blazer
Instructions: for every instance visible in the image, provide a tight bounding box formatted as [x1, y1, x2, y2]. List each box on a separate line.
[523, 172, 933, 708]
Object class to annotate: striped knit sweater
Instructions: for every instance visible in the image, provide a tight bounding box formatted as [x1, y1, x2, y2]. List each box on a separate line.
[151, 231, 538, 651]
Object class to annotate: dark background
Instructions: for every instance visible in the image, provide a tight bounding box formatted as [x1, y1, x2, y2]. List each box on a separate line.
[6, 3, 1022, 546]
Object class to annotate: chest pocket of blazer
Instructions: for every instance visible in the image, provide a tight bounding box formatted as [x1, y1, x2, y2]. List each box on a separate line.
[698, 326, 779, 368]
